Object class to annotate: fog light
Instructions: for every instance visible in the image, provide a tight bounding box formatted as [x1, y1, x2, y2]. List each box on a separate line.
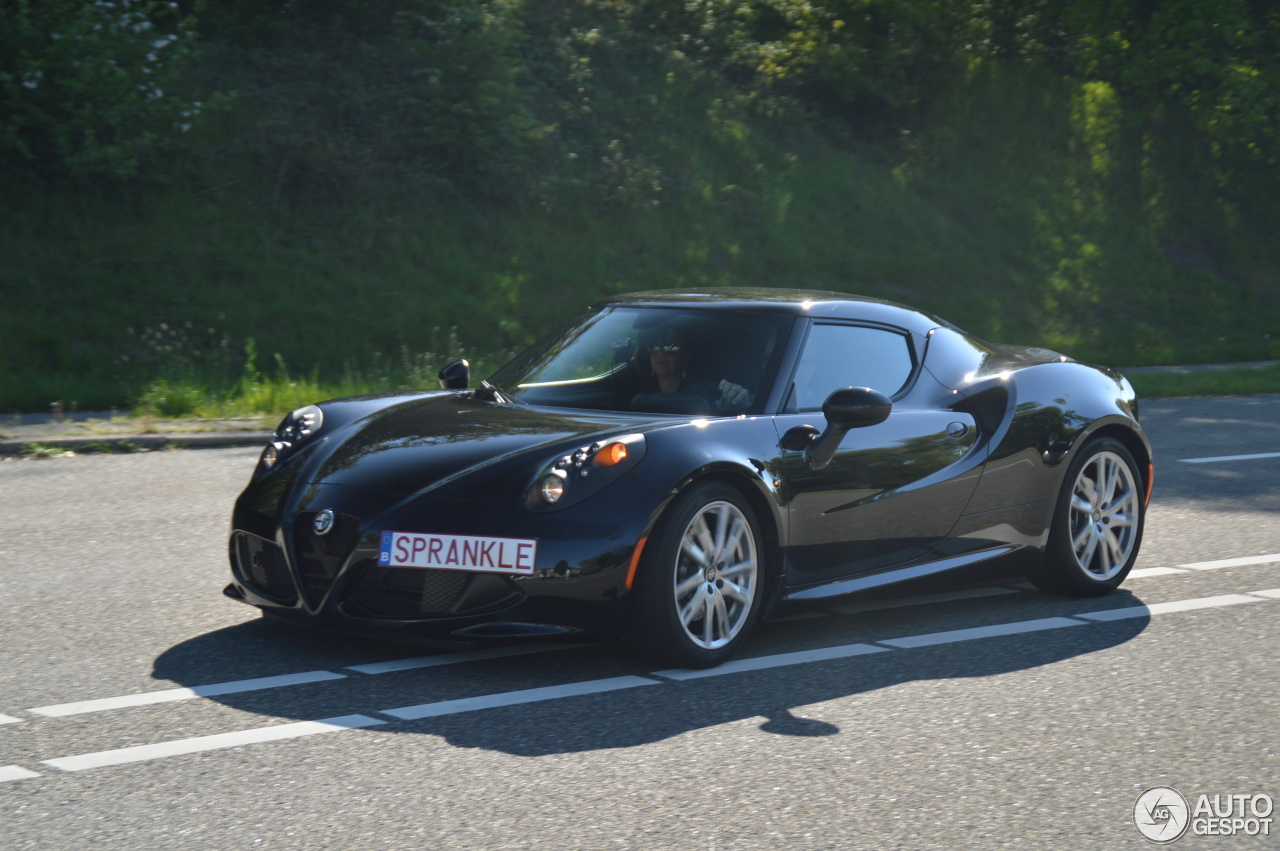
[539, 471, 567, 504]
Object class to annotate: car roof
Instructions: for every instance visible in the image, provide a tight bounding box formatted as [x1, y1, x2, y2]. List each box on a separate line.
[591, 288, 949, 336]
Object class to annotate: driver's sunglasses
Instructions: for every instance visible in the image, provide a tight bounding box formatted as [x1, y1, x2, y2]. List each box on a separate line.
[651, 344, 684, 353]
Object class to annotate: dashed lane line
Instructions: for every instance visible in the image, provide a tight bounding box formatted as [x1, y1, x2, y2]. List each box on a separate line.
[0, 765, 40, 783]
[1180, 553, 1280, 571]
[345, 643, 580, 675]
[18, 644, 578, 722]
[1075, 594, 1263, 621]
[28, 670, 348, 718]
[1179, 452, 1280, 463]
[42, 715, 385, 772]
[1129, 567, 1188, 578]
[6, 555, 1280, 726]
[876, 617, 1087, 649]
[653, 643, 888, 681]
[16, 587, 1278, 778]
[380, 676, 660, 721]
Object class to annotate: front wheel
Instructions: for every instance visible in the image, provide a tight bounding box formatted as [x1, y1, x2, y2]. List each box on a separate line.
[1029, 436, 1145, 596]
[634, 482, 765, 668]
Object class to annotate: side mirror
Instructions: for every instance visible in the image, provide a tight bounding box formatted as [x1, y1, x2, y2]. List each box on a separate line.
[822, 386, 892, 429]
[806, 387, 892, 471]
[438, 359, 470, 390]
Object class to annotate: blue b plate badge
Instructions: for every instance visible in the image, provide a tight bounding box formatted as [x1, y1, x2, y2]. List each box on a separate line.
[379, 531, 537, 575]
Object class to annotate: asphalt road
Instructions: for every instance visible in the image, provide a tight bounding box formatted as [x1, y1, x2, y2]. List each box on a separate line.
[1, 395, 1277, 850]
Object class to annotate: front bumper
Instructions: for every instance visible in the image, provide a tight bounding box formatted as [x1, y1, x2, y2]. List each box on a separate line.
[227, 480, 653, 641]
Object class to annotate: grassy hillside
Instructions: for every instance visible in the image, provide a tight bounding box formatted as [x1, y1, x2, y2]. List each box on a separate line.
[3, 2, 1278, 414]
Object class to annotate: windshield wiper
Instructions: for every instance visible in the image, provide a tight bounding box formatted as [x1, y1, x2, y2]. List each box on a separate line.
[475, 380, 518, 405]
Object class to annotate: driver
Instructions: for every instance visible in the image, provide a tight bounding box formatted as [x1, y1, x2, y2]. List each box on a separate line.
[637, 325, 750, 411]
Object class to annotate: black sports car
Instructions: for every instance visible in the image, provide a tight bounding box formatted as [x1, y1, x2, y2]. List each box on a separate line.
[226, 289, 1152, 668]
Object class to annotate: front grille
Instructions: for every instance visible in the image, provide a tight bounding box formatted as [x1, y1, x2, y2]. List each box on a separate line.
[291, 511, 361, 607]
[233, 533, 298, 605]
[344, 561, 471, 618]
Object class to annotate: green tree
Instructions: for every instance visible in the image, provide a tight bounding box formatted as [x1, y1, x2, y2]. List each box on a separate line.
[193, 0, 535, 200]
[0, 0, 203, 181]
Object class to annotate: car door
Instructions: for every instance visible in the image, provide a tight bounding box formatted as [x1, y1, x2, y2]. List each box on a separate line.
[774, 321, 986, 587]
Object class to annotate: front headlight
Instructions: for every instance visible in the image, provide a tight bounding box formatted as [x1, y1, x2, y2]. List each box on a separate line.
[525, 434, 646, 511]
[256, 404, 325, 474]
[259, 442, 281, 470]
[538, 470, 568, 504]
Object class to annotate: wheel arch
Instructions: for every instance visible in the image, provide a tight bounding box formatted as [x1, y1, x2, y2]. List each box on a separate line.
[628, 464, 780, 667]
[1028, 424, 1148, 595]
[1078, 421, 1153, 504]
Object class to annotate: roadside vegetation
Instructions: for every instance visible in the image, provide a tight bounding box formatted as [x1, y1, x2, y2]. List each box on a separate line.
[4, 1, 1279, 417]
[1128, 364, 1280, 400]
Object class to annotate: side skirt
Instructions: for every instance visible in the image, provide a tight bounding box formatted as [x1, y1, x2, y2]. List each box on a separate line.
[782, 546, 1020, 602]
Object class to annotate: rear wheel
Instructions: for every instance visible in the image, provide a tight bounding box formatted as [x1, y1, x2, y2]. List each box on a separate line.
[635, 482, 765, 668]
[1030, 437, 1145, 596]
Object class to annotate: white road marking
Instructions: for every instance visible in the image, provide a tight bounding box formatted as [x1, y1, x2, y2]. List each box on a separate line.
[10, 550, 1280, 767]
[25, 588, 1280, 775]
[346, 643, 580, 675]
[43, 715, 385, 772]
[1179, 452, 1280, 463]
[28, 670, 348, 718]
[828, 586, 1020, 615]
[1129, 567, 1189, 578]
[1180, 553, 1280, 571]
[877, 617, 1086, 649]
[381, 676, 660, 721]
[654, 644, 889, 681]
[0, 765, 40, 783]
[1074, 594, 1263, 621]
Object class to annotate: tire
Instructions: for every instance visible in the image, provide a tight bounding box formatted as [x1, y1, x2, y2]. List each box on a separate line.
[634, 482, 766, 668]
[1029, 436, 1145, 596]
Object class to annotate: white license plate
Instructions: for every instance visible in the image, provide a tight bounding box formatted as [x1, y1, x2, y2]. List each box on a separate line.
[378, 531, 537, 575]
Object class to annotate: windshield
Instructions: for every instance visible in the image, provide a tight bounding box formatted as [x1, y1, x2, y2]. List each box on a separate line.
[489, 306, 791, 415]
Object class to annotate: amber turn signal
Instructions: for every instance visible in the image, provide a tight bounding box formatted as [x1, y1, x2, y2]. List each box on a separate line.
[594, 442, 628, 467]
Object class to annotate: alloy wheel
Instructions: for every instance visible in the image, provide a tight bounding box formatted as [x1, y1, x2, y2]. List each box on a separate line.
[672, 500, 759, 650]
[1068, 449, 1140, 581]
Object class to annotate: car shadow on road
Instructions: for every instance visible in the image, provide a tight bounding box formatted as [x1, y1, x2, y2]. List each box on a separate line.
[153, 589, 1149, 757]
[395, 614, 1149, 757]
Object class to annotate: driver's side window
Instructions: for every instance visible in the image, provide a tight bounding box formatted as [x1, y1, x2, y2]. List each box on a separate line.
[789, 324, 914, 411]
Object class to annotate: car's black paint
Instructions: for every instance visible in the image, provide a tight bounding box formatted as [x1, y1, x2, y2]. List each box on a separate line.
[228, 288, 1151, 662]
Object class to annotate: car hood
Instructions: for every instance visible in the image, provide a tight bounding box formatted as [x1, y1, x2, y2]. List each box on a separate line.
[305, 393, 657, 496]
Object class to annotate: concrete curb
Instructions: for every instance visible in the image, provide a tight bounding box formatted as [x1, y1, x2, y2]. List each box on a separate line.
[0, 431, 271, 457]
[1120, 360, 1279, 376]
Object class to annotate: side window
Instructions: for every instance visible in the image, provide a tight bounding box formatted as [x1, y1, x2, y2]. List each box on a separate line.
[790, 324, 914, 410]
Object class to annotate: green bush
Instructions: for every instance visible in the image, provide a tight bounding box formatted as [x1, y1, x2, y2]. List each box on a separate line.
[136, 379, 205, 418]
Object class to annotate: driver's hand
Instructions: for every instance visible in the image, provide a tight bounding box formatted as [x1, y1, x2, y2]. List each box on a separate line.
[718, 380, 748, 408]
